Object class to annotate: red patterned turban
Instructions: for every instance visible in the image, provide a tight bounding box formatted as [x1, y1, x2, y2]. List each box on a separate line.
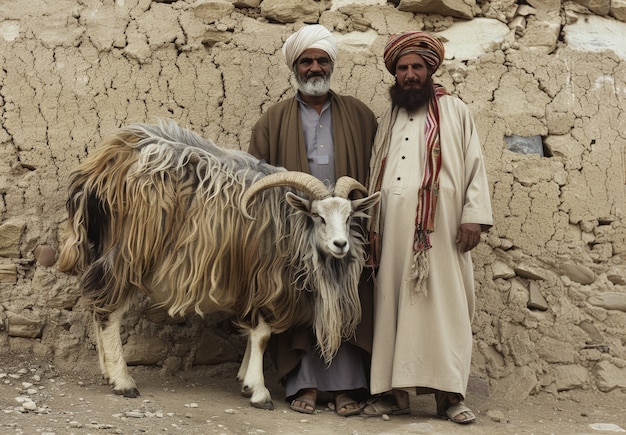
[383, 31, 445, 75]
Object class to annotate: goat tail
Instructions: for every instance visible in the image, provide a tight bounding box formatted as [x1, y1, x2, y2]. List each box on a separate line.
[58, 131, 139, 277]
[58, 131, 143, 316]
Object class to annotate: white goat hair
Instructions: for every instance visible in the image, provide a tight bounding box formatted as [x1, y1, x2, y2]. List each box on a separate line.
[57, 119, 380, 409]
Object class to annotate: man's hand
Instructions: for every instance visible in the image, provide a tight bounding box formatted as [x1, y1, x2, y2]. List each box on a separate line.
[456, 223, 482, 253]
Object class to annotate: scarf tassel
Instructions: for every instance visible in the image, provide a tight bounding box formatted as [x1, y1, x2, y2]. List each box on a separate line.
[403, 248, 429, 301]
[403, 230, 431, 300]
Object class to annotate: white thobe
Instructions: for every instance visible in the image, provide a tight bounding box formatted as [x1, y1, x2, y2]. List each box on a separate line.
[370, 95, 493, 397]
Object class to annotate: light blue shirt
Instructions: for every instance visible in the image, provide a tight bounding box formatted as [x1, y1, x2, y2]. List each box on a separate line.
[297, 93, 335, 185]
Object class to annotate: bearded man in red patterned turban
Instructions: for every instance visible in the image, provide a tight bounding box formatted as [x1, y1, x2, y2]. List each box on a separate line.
[363, 31, 493, 424]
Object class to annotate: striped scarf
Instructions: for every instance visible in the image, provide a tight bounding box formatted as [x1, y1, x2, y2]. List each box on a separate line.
[368, 83, 449, 297]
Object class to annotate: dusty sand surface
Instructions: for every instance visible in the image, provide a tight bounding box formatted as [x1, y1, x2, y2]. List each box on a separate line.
[1, 352, 624, 435]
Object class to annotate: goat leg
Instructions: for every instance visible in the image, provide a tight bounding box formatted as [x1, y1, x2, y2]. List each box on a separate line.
[241, 316, 274, 409]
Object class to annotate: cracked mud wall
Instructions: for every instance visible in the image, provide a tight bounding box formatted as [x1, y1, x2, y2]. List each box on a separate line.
[1, 0, 625, 399]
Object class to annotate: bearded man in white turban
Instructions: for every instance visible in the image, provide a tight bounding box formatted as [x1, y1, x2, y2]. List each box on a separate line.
[249, 24, 378, 417]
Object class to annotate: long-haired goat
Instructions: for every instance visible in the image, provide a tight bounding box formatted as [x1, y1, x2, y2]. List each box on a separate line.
[57, 120, 380, 409]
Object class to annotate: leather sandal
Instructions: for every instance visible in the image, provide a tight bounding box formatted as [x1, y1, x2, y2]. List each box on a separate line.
[361, 395, 410, 417]
[334, 391, 361, 417]
[435, 391, 475, 424]
[290, 388, 317, 414]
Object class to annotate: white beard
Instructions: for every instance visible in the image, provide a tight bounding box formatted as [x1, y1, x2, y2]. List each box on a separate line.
[296, 75, 331, 97]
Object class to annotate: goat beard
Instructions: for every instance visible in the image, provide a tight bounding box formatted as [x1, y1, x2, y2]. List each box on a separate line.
[389, 76, 434, 113]
[312, 252, 363, 364]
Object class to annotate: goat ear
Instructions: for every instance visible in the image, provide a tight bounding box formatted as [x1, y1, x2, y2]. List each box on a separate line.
[285, 192, 312, 214]
[352, 192, 381, 213]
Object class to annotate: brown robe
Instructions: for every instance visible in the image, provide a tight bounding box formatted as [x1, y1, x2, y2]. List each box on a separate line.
[248, 91, 377, 387]
[249, 90, 376, 186]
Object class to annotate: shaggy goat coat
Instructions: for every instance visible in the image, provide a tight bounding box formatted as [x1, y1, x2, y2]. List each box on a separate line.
[58, 120, 364, 368]
[57, 121, 379, 408]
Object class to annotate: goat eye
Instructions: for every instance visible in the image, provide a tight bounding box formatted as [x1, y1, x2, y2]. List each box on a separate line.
[312, 213, 325, 224]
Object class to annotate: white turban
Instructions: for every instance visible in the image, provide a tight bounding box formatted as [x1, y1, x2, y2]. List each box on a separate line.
[282, 25, 338, 68]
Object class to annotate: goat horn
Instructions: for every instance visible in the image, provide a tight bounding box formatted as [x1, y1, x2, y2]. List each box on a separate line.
[240, 171, 331, 220]
[333, 176, 368, 199]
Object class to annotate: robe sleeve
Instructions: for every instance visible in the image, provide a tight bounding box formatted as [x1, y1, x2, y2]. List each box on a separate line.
[458, 100, 494, 231]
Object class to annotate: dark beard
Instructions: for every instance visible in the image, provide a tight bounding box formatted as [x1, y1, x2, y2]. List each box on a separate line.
[389, 78, 434, 113]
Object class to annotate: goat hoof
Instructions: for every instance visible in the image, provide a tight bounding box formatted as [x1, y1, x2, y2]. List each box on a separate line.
[241, 386, 252, 398]
[251, 399, 275, 410]
[115, 388, 140, 398]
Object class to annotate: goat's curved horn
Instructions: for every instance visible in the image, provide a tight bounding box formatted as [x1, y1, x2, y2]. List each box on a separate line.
[333, 176, 368, 199]
[241, 172, 331, 220]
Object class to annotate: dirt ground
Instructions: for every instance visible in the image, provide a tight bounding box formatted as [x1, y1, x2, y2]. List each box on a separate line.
[1, 352, 624, 435]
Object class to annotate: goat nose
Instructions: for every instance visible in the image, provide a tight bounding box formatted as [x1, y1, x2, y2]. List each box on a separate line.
[334, 240, 347, 249]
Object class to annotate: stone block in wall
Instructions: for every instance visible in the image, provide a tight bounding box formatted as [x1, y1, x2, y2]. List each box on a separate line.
[611, 0, 626, 22]
[543, 134, 583, 167]
[232, 0, 261, 8]
[552, 364, 591, 391]
[0, 218, 25, 257]
[398, 0, 474, 19]
[536, 336, 577, 363]
[32, 273, 80, 310]
[514, 263, 548, 280]
[33, 244, 56, 267]
[527, 281, 548, 311]
[526, 0, 561, 12]
[6, 311, 43, 339]
[606, 266, 626, 285]
[594, 223, 626, 257]
[587, 292, 626, 312]
[433, 19, 511, 62]
[506, 327, 536, 366]
[577, 320, 604, 344]
[593, 360, 626, 392]
[491, 366, 538, 402]
[505, 134, 544, 155]
[193, 329, 240, 365]
[559, 262, 595, 284]
[492, 261, 515, 279]
[0, 263, 18, 282]
[518, 10, 561, 53]
[508, 279, 530, 308]
[546, 110, 577, 135]
[571, 0, 610, 15]
[124, 335, 168, 366]
[511, 158, 564, 186]
[590, 242, 613, 262]
[194, 0, 235, 23]
[260, 0, 320, 24]
[564, 13, 626, 58]
[203, 29, 233, 46]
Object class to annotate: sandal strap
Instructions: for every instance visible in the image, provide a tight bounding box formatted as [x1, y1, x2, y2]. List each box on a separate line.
[443, 401, 476, 424]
